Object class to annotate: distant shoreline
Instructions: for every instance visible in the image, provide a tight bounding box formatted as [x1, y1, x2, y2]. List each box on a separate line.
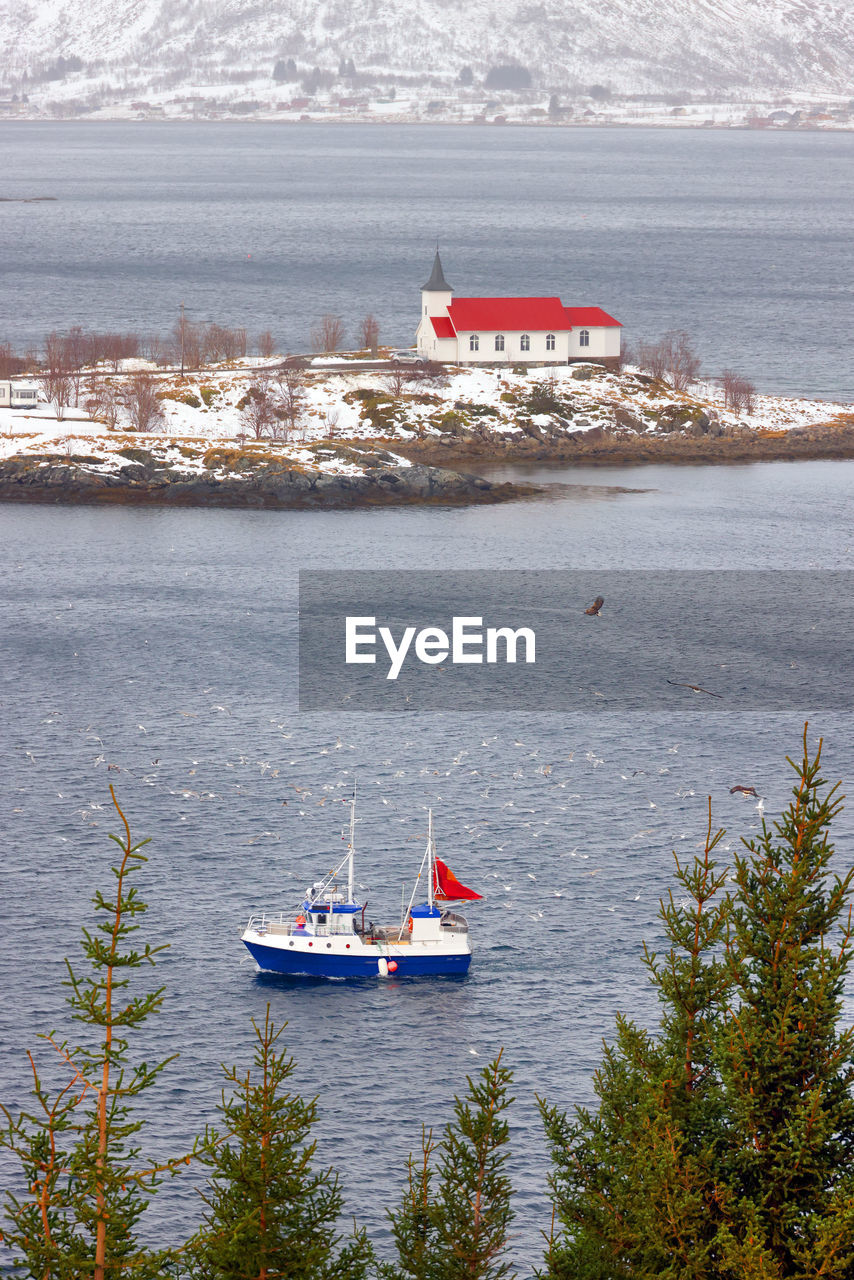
[1, 117, 852, 133]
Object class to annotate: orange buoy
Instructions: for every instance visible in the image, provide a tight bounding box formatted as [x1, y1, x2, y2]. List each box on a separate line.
[388, 960, 398, 972]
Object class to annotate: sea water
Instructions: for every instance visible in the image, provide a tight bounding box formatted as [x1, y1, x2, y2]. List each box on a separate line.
[2, 457, 854, 1272]
[1, 121, 853, 399]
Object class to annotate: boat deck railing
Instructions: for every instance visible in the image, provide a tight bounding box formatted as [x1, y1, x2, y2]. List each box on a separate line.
[246, 913, 358, 940]
[246, 911, 469, 940]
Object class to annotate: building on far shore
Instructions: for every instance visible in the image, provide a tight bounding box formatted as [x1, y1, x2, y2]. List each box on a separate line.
[415, 251, 621, 367]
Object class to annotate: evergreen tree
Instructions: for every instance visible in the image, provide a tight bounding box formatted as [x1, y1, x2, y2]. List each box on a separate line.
[379, 1129, 437, 1280]
[540, 803, 731, 1280]
[1, 787, 186, 1279]
[714, 733, 854, 1277]
[540, 731, 854, 1279]
[382, 1052, 516, 1280]
[186, 1005, 372, 1280]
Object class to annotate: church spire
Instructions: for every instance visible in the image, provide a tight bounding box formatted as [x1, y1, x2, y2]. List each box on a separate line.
[422, 249, 452, 293]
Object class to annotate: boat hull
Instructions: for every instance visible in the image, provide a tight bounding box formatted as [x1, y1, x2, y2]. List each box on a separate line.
[243, 937, 471, 979]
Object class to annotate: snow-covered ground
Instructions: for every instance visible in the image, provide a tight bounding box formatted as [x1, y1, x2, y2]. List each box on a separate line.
[4, 0, 854, 121]
[2, 362, 850, 459]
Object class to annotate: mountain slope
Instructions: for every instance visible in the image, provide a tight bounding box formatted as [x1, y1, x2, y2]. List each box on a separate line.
[3, 0, 854, 99]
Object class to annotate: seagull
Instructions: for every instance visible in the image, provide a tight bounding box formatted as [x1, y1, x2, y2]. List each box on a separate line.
[730, 785, 759, 797]
[585, 596, 604, 615]
[667, 680, 722, 699]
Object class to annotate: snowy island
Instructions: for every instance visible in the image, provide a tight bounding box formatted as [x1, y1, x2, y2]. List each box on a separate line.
[1, 357, 853, 511]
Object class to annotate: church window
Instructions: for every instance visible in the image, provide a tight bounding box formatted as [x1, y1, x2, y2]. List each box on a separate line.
[495, 334, 505, 352]
[546, 333, 555, 351]
[520, 334, 530, 352]
[469, 334, 479, 352]
[579, 329, 590, 347]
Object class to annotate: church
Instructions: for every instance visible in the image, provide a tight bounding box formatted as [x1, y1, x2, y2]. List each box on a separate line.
[414, 251, 622, 367]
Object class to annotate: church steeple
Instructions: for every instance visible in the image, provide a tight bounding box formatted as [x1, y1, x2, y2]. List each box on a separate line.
[422, 249, 452, 294]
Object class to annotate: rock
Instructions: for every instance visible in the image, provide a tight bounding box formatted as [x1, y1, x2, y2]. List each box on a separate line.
[614, 407, 646, 432]
[656, 404, 711, 433]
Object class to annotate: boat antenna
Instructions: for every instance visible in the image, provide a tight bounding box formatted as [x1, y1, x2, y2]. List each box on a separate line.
[348, 782, 356, 904]
[427, 809, 434, 909]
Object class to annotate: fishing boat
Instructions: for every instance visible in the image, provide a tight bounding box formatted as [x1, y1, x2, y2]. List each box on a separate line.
[241, 804, 480, 979]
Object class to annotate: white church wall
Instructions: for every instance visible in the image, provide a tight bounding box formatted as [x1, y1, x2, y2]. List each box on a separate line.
[568, 326, 621, 359]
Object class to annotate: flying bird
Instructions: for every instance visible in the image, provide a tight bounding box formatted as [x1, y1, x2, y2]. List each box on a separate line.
[667, 680, 722, 699]
[585, 596, 604, 616]
[730, 785, 759, 797]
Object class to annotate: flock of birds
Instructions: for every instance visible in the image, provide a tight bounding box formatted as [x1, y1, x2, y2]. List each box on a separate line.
[585, 595, 727, 699]
[14, 697, 774, 947]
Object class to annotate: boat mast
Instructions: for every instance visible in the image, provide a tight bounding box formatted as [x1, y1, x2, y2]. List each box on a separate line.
[427, 809, 434, 909]
[348, 785, 356, 904]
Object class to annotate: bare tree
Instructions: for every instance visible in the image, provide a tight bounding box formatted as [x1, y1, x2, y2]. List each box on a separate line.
[257, 330, 276, 358]
[240, 375, 276, 439]
[311, 314, 345, 354]
[42, 372, 72, 421]
[61, 326, 89, 404]
[665, 330, 701, 391]
[720, 370, 756, 415]
[146, 334, 171, 366]
[739, 379, 756, 415]
[173, 309, 201, 374]
[636, 331, 700, 391]
[0, 342, 20, 379]
[720, 369, 739, 410]
[359, 313, 380, 357]
[84, 378, 122, 429]
[40, 332, 72, 419]
[271, 363, 306, 438]
[615, 340, 633, 373]
[101, 332, 141, 373]
[384, 365, 413, 397]
[635, 337, 667, 381]
[122, 373, 166, 432]
[202, 324, 247, 364]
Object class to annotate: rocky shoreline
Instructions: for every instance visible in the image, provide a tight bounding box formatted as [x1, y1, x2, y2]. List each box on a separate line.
[3, 420, 854, 516]
[393, 417, 854, 468]
[0, 442, 532, 510]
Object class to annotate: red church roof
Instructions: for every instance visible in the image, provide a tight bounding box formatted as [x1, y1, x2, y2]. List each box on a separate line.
[438, 297, 621, 332]
[563, 306, 622, 328]
[429, 315, 456, 339]
[448, 297, 569, 331]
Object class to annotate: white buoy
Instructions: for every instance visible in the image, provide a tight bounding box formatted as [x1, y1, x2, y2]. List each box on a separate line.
[378, 957, 389, 977]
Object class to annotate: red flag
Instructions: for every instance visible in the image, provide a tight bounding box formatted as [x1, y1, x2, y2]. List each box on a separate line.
[434, 857, 482, 901]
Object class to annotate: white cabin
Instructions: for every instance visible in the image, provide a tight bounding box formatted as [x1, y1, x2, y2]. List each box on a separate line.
[0, 380, 39, 409]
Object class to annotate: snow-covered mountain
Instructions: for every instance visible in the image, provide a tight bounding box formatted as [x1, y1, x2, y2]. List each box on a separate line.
[3, 0, 854, 105]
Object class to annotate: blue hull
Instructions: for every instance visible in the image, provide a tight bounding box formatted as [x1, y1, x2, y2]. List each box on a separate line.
[244, 939, 471, 979]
